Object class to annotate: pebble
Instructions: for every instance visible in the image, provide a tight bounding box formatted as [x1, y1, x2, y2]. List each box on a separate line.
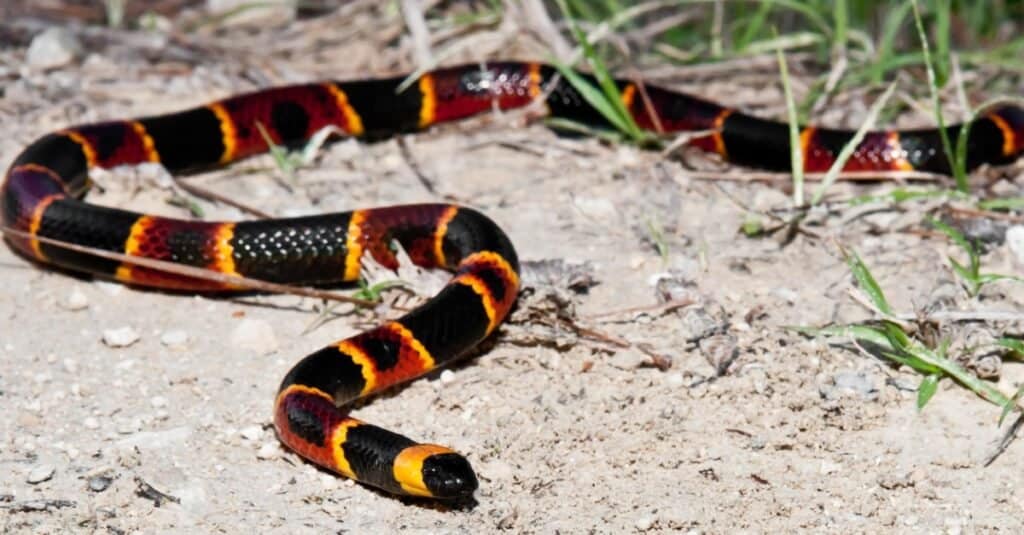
[102, 326, 140, 348]
[26, 27, 81, 70]
[88, 475, 112, 492]
[63, 288, 89, 310]
[229, 318, 278, 355]
[822, 370, 878, 401]
[1007, 226, 1024, 266]
[256, 442, 280, 460]
[665, 373, 685, 387]
[439, 369, 456, 384]
[772, 286, 799, 305]
[150, 396, 168, 408]
[62, 358, 78, 374]
[609, 350, 647, 370]
[26, 464, 55, 484]
[635, 515, 656, 531]
[160, 330, 189, 348]
[83, 417, 100, 430]
[240, 425, 263, 441]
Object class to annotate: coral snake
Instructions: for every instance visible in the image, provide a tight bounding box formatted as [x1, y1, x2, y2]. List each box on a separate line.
[3, 61, 1023, 499]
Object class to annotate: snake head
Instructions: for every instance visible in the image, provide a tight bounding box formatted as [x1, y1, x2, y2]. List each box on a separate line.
[420, 452, 478, 498]
[393, 444, 478, 498]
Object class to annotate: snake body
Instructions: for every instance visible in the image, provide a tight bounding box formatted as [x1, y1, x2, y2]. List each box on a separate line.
[4, 61, 1023, 498]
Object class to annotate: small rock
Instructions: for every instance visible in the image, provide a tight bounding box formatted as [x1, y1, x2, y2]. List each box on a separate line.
[26, 27, 81, 70]
[150, 396, 168, 408]
[1007, 226, 1024, 267]
[635, 515, 656, 531]
[665, 373, 685, 387]
[160, 330, 189, 348]
[88, 475, 112, 492]
[64, 288, 89, 310]
[26, 465, 55, 484]
[609, 350, 647, 370]
[256, 442, 279, 460]
[439, 369, 456, 384]
[822, 370, 879, 401]
[572, 196, 618, 220]
[62, 358, 78, 374]
[102, 326, 140, 348]
[83, 417, 100, 430]
[229, 318, 278, 355]
[772, 286, 799, 305]
[240, 426, 263, 441]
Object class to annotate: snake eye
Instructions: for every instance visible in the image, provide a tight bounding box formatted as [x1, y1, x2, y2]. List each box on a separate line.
[421, 453, 478, 498]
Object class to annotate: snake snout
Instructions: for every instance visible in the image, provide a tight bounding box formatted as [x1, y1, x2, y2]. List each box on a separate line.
[421, 453, 478, 498]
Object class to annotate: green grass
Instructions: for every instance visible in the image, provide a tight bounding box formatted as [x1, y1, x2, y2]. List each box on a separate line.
[927, 218, 1024, 297]
[254, 121, 341, 185]
[795, 248, 1018, 413]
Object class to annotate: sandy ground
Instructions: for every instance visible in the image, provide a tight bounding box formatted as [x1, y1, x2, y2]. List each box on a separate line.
[3, 4, 1024, 534]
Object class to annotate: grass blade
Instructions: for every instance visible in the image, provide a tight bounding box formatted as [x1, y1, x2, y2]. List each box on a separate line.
[910, 0, 964, 191]
[811, 81, 897, 205]
[917, 373, 940, 409]
[774, 28, 804, 206]
[843, 249, 892, 315]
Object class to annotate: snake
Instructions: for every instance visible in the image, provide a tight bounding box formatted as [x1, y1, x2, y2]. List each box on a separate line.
[3, 61, 1023, 499]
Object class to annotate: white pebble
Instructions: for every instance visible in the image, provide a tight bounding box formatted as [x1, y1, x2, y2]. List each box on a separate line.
[229, 318, 278, 355]
[26, 27, 81, 70]
[256, 442, 280, 460]
[64, 288, 89, 310]
[160, 330, 189, 348]
[609, 350, 647, 370]
[665, 373, 685, 387]
[439, 369, 456, 384]
[62, 358, 78, 374]
[150, 396, 168, 408]
[83, 417, 100, 430]
[26, 464, 55, 484]
[1007, 226, 1024, 266]
[635, 515, 656, 531]
[102, 326, 140, 348]
[240, 426, 263, 441]
[319, 473, 339, 490]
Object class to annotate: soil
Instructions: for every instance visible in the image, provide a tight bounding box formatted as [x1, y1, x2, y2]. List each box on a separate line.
[2, 3, 1024, 534]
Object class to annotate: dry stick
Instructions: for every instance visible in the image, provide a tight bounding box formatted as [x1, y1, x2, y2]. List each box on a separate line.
[3, 227, 377, 307]
[630, 75, 665, 135]
[584, 297, 694, 321]
[542, 316, 672, 370]
[172, 177, 274, 219]
[944, 205, 1024, 224]
[985, 412, 1024, 467]
[514, 0, 574, 60]
[397, 136, 438, 195]
[399, 0, 433, 66]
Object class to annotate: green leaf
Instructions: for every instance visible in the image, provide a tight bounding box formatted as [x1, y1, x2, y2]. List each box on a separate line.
[998, 337, 1024, 356]
[917, 374, 941, 409]
[978, 197, 1024, 211]
[550, 61, 632, 136]
[844, 249, 893, 315]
